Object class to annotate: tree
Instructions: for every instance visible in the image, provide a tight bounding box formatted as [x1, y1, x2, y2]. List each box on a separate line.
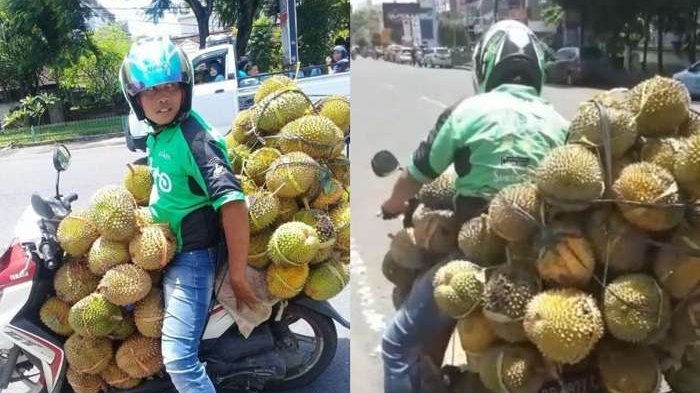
[0, 0, 90, 94]
[214, 0, 266, 60]
[146, 0, 214, 49]
[247, 15, 282, 72]
[58, 24, 131, 108]
[297, 0, 348, 66]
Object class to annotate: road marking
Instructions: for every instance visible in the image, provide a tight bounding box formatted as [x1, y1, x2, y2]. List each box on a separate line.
[350, 238, 387, 334]
[420, 96, 447, 108]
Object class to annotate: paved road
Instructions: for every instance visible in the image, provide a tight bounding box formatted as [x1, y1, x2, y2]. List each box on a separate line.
[349, 56, 630, 393]
[0, 138, 349, 393]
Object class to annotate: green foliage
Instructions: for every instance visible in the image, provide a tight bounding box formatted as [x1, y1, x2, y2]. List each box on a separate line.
[3, 92, 59, 128]
[214, 0, 265, 58]
[297, 0, 348, 66]
[247, 15, 283, 72]
[58, 24, 131, 107]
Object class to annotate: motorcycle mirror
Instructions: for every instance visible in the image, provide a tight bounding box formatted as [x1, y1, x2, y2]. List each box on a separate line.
[371, 150, 400, 177]
[53, 145, 71, 172]
[31, 194, 55, 219]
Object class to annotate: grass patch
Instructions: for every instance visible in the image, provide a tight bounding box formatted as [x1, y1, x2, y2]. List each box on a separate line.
[0, 116, 123, 146]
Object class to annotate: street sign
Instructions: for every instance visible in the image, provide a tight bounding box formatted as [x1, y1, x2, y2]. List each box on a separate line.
[280, 0, 299, 66]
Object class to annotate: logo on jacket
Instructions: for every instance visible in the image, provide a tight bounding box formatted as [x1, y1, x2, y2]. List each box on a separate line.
[209, 158, 226, 178]
[153, 168, 172, 193]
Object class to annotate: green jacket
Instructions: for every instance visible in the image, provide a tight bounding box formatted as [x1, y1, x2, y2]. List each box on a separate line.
[147, 110, 245, 252]
[408, 84, 569, 198]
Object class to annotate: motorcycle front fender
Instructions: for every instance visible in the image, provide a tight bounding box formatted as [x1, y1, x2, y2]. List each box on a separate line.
[292, 295, 350, 329]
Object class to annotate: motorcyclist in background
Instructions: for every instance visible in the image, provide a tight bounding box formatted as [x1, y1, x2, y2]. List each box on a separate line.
[378, 20, 571, 393]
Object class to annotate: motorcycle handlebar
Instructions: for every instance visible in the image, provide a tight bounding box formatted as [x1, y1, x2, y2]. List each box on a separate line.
[66, 193, 78, 203]
[39, 240, 58, 270]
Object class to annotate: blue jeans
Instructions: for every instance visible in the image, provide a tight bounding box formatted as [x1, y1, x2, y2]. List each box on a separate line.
[382, 261, 455, 393]
[162, 246, 218, 393]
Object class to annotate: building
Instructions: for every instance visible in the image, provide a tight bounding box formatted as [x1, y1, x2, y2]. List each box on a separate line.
[382, 1, 438, 47]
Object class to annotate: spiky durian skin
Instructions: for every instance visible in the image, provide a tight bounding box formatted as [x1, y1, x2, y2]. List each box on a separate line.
[456, 309, 499, 355]
[433, 260, 484, 318]
[66, 367, 105, 393]
[523, 288, 604, 365]
[39, 297, 73, 336]
[115, 333, 163, 379]
[487, 183, 540, 243]
[457, 214, 505, 267]
[68, 293, 122, 338]
[629, 75, 690, 137]
[568, 101, 638, 158]
[88, 185, 138, 242]
[57, 210, 100, 257]
[54, 258, 100, 305]
[603, 274, 671, 344]
[478, 344, 546, 393]
[123, 164, 153, 206]
[534, 144, 604, 209]
[98, 263, 152, 306]
[64, 334, 113, 375]
[612, 162, 683, 232]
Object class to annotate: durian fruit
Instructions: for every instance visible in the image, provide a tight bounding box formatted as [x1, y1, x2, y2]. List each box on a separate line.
[315, 95, 350, 135]
[277, 198, 300, 224]
[248, 190, 281, 233]
[98, 263, 152, 306]
[311, 177, 344, 210]
[244, 147, 282, 185]
[325, 156, 350, 186]
[534, 144, 604, 210]
[487, 183, 541, 243]
[388, 228, 427, 270]
[641, 137, 683, 172]
[39, 297, 73, 336]
[267, 221, 320, 266]
[109, 313, 136, 340]
[603, 274, 671, 344]
[88, 185, 138, 242]
[134, 207, 153, 231]
[432, 260, 485, 318]
[100, 361, 141, 389]
[329, 203, 350, 252]
[478, 344, 546, 393]
[293, 209, 336, 264]
[54, 258, 100, 304]
[57, 210, 100, 257]
[568, 101, 638, 158]
[664, 295, 700, 357]
[68, 293, 122, 338]
[267, 263, 310, 299]
[87, 237, 129, 276]
[535, 222, 596, 288]
[666, 362, 700, 393]
[412, 205, 459, 254]
[248, 230, 273, 269]
[505, 242, 538, 267]
[382, 253, 418, 292]
[134, 288, 164, 338]
[64, 334, 112, 375]
[303, 258, 350, 300]
[129, 224, 176, 271]
[585, 208, 649, 273]
[228, 142, 252, 174]
[123, 164, 152, 206]
[230, 108, 255, 144]
[115, 333, 163, 379]
[265, 152, 320, 198]
[678, 110, 700, 137]
[254, 74, 296, 104]
[238, 174, 258, 195]
[612, 162, 683, 231]
[673, 134, 700, 198]
[597, 339, 661, 393]
[456, 310, 498, 355]
[66, 367, 105, 393]
[523, 288, 604, 364]
[253, 88, 311, 134]
[458, 214, 506, 267]
[278, 115, 345, 159]
[418, 172, 457, 210]
[629, 75, 690, 137]
[654, 223, 700, 299]
[482, 264, 540, 322]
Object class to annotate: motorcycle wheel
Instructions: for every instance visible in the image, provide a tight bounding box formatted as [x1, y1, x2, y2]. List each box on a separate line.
[266, 303, 338, 390]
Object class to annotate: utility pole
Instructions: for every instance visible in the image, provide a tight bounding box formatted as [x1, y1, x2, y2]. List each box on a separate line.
[494, 0, 500, 23]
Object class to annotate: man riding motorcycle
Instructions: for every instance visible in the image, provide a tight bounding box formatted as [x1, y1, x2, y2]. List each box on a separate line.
[379, 20, 571, 393]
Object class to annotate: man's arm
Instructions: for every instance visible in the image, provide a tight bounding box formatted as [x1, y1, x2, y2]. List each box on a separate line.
[220, 200, 261, 310]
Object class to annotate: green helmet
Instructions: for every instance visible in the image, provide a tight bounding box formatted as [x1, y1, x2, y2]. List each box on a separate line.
[120, 36, 194, 124]
[472, 20, 546, 94]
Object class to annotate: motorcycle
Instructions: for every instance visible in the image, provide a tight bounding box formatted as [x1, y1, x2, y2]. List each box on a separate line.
[371, 150, 605, 393]
[0, 145, 350, 393]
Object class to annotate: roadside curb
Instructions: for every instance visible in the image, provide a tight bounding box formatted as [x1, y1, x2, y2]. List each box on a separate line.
[0, 132, 124, 150]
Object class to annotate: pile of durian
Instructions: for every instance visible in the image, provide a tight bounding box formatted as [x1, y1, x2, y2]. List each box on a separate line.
[383, 75, 700, 393]
[40, 75, 350, 393]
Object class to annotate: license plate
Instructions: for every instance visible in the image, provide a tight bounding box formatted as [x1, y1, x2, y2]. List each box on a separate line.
[538, 370, 604, 393]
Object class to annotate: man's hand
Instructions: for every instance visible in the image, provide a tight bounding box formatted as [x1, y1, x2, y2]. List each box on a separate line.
[229, 271, 262, 311]
[380, 196, 409, 219]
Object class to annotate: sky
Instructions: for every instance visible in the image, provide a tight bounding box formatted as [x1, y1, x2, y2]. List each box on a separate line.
[96, 0, 194, 37]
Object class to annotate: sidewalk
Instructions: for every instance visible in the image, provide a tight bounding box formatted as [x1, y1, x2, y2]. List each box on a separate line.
[0, 134, 126, 158]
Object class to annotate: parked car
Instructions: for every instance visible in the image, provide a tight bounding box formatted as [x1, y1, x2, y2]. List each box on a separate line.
[674, 61, 700, 98]
[386, 44, 402, 62]
[545, 46, 610, 86]
[424, 47, 452, 68]
[398, 47, 414, 65]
